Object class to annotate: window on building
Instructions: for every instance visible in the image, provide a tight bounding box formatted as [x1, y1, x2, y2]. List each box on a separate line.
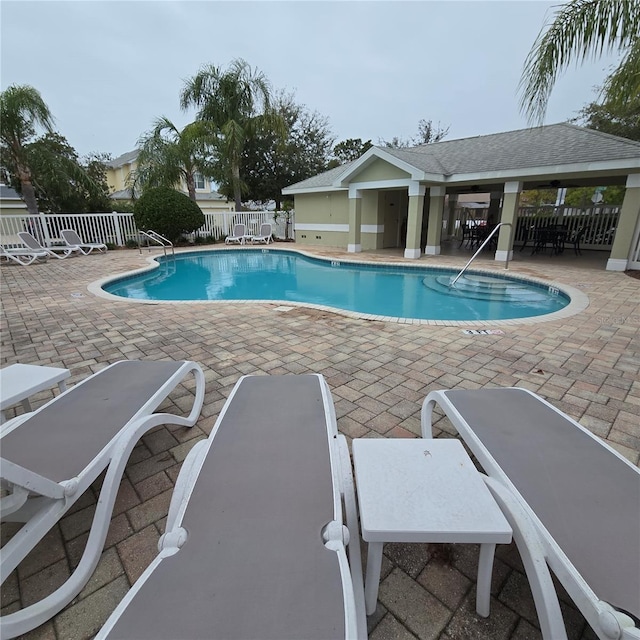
[194, 173, 206, 190]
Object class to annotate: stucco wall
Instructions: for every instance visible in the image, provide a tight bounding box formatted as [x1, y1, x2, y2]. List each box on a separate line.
[294, 191, 349, 246]
[352, 159, 411, 183]
[293, 190, 385, 249]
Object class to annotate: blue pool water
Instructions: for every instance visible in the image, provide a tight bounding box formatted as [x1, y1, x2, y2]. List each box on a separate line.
[103, 249, 570, 321]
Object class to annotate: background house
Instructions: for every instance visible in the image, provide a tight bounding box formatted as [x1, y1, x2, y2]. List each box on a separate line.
[0, 183, 28, 215]
[105, 150, 235, 214]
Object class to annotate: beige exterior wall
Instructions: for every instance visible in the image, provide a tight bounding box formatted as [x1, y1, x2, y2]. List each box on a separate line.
[106, 163, 136, 193]
[351, 159, 410, 183]
[294, 191, 349, 246]
[196, 200, 235, 214]
[0, 199, 28, 215]
[293, 190, 386, 249]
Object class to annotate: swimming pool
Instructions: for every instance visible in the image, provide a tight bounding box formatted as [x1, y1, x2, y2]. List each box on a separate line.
[99, 249, 576, 322]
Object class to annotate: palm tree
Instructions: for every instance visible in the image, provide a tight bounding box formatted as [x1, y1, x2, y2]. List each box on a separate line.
[133, 117, 216, 201]
[519, 0, 640, 125]
[0, 84, 54, 214]
[180, 58, 284, 210]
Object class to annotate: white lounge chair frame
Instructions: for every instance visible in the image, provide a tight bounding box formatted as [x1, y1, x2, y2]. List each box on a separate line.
[97, 374, 366, 640]
[17, 231, 80, 259]
[421, 387, 640, 640]
[0, 244, 49, 266]
[250, 222, 273, 244]
[0, 360, 205, 638]
[225, 223, 249, 245]
[60, 229, 107, 254]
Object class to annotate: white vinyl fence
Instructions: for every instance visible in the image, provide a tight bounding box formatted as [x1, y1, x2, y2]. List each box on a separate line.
[453, 204, 620, 250]
[0, 211, 294, 248]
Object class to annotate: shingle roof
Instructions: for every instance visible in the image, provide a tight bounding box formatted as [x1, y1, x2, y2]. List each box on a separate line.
[283, 162, 355, 191]
[284, 124, 640, 191]
[106, 150, 139, 169]
[0, 184, 22, 199]
[397, 123, 640, 175]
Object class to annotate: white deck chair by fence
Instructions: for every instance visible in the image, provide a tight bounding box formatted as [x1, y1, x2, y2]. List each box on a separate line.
[1, 244, 49, 265]
[17, 231, 80, 259]
[97, 374, 366, 640]
[251, 222, 273, 244]
[0, 360, 205, 639]
[61, 229, 108, 254]
[421, 387, 640, 640]
[225, 223, 247, 245]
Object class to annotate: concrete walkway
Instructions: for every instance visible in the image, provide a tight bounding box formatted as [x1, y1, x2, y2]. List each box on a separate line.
[1, 243, 638, 640]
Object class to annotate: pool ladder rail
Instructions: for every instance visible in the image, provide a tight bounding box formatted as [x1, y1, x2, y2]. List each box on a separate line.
[138, 230, 175, 258]
[450, 222, 512, 288]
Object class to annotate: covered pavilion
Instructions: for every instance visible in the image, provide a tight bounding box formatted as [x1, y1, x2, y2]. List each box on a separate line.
[283, 124, 640, 271]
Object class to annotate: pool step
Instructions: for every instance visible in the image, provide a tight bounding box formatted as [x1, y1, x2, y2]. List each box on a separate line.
[423, 274, 549, 302]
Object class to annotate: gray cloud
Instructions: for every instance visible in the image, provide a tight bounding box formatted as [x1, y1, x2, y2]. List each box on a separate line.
[1, 1, 618, 158]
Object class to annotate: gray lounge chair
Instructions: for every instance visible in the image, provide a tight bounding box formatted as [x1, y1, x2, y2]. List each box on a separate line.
[0, 244, 49, 265]
[60, 229, 108, 254]
[17, 231, 80, 259]
[250, 222, 273, 244]
[421, 387, 640, 640]
[97, 374, 366, 640]
[0, 360, 205, 638]
[225, 223, 249, 245]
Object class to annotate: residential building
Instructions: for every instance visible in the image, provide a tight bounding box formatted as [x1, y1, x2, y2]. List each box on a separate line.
[105, 150, 234, 214]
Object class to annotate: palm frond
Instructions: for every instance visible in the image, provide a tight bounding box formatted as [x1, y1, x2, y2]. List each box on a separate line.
[519, 0, 640, 125]
[602, 36, 640, 106]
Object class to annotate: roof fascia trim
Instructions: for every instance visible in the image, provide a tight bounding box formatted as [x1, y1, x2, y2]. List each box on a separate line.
[445, 158, 640, 184]
[282, 185, 348, 195]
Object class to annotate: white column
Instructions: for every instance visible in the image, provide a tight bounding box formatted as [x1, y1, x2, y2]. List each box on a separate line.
[404, 182, 426, 259]
[348, 187, 362, 253]
[425, 186, 445, 255]
[494, 181, 521, 262]
[607, 173, 640, 271]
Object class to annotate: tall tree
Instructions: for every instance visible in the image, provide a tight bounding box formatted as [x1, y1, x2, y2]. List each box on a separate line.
[180, 58, 284, 210]
[519, 0, 640, 125]
[133, 117, 216, 200]
[2, 132, 111, 213]
[0, 84, 54, 214]
[328, 138, 373, 168]
[379, 119, 449, 148]
[575, 92, 640, 141]
[240, 91, 334, 208]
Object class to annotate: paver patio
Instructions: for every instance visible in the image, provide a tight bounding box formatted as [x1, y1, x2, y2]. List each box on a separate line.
[1, 242, 638, 640]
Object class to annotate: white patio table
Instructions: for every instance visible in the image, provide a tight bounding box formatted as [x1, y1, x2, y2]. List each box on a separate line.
[352, 438, 512, 617]
[0, 364, 70, 424]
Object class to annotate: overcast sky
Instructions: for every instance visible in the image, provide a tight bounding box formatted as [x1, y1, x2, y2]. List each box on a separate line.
[1, 0, 620, 160]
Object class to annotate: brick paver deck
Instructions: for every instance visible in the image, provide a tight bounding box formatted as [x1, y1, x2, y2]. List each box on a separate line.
[1, 243, 638, 640]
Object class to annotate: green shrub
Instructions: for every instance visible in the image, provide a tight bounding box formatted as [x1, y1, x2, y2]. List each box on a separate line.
[133, 187, 205, 242]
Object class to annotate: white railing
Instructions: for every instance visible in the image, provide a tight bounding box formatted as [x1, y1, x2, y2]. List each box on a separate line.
[0, 213, 138, 247]
[452, 204, 620, 251]
[513, 205, 619, 250]
[0, 211, 294, 248]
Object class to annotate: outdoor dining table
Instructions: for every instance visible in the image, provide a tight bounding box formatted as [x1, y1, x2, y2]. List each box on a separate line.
[530, 225, 568, 255]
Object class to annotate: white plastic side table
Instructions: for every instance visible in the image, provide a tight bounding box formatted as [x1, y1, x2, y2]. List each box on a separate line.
[0, 364, 70, 423]
[352, 438, 512, 617]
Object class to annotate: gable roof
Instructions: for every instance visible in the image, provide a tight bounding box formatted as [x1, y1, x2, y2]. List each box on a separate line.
[284, 162, 356, 191]
[106, 150, 139, 169]
[0, 184, 22, 200]
[284, 123, 640, 193]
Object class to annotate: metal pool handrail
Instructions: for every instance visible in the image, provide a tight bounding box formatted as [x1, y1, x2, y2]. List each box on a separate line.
[138, 230, 175, 258]
[450, 222, 512, 288]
